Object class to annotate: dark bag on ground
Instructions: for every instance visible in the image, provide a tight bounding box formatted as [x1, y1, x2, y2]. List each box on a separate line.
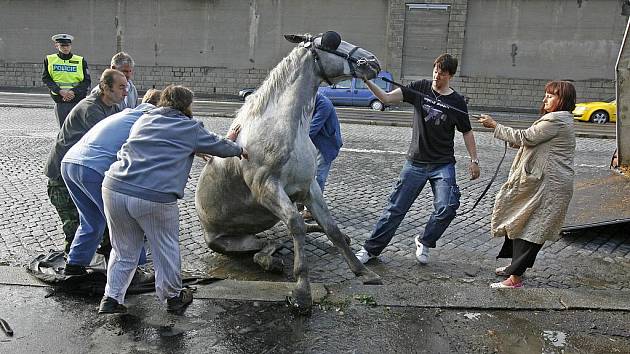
[26, 250, 218, 297]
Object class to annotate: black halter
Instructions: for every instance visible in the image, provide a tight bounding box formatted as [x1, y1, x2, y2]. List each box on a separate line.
[302, 35, 374, 85]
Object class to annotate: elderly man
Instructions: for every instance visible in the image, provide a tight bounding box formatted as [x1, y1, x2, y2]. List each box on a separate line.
[42, 33, 92, 127]
[91, 52, 138, 109]
[45, 69, 127, 257]
[60, 89, 161, 275]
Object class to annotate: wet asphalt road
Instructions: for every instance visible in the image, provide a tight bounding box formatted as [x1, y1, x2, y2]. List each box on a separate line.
[1, 285, 628, 353]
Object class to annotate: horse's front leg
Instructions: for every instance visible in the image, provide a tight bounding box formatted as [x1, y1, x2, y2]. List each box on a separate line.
[306, 181, 382, 285]
[255, 178, 312, 314]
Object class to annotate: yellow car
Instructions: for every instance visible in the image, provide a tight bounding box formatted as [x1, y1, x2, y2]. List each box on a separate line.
[572, 98, 617, 124]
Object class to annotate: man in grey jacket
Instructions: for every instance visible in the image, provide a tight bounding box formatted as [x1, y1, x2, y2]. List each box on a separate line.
[91, 52, 138, 110]
[45, 69, 127, 254]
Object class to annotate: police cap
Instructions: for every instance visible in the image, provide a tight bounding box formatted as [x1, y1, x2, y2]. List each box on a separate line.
[51, 34, 74, 44]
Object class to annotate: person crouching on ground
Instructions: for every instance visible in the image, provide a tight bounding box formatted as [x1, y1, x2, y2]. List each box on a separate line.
[98, 85, 247, 314]
[478, 81, 576, 289]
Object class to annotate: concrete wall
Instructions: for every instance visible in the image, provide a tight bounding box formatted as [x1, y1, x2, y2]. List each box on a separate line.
[0, 0, 387, 67]
[0, 0, 626, 108]
[457, 0, 625, 109]
[382, 0, 624, 109]
[462, 0, 625, 81]
[0, 0, 388, 95]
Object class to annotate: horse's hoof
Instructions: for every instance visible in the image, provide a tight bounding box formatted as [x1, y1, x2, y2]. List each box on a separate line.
[360, 271, 382, 285]
[285, 296, 312, 316]
[253, 253, 284, 273]
[305, 223, 323, 233]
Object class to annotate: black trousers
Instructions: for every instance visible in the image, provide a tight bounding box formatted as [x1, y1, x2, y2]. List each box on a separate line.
[497, 236, 543, 276]
[54, 101, 77, 128]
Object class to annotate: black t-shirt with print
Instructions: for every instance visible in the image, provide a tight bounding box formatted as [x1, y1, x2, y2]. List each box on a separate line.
[401, 79, 471, 164]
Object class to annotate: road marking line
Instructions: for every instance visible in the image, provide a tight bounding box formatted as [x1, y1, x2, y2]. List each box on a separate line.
[342, 148, 405, 155]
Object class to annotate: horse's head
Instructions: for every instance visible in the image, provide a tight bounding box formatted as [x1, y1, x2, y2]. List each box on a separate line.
[284, 31, 381, 85]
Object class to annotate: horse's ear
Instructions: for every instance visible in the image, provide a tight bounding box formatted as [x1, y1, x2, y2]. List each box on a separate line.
[320, 31, 341, 50]
[284, 34, 306, 43]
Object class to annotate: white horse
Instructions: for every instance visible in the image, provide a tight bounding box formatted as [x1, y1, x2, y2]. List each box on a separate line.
[195, 32, 382, 314]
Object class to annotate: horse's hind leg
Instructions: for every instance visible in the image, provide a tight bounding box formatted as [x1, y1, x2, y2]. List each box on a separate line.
[253, 242, 284, 273]
[306, 181, 382, 285]
[206, 232, 284, 272]
[205, 232, 267, 254]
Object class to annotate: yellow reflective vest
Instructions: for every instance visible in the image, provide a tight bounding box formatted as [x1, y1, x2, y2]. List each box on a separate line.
[47, 54, 84, 95]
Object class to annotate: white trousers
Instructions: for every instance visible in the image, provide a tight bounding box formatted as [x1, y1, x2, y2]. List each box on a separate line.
[102, 188, 182, 304]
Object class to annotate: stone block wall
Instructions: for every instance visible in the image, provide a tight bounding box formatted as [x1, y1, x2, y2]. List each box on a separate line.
[0, 62, 269, 98]
[453, 77, 615, 111]
[126, 66, 268, 96]
[0, 63, 42, 89]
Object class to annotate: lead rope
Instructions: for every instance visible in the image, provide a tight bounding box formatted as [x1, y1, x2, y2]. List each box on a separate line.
[383, 77, 509, 215]
[458, 141, 507, 215]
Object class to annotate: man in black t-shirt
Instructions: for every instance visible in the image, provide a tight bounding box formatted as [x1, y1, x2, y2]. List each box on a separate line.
[355, 54, 480, 265]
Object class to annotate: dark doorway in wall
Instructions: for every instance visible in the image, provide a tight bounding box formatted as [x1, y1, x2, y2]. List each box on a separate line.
[402, 3, 450, 79]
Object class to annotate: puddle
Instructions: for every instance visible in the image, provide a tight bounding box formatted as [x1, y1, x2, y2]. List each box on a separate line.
[542, 330, 567, 348]
[463, 312, 481, 320]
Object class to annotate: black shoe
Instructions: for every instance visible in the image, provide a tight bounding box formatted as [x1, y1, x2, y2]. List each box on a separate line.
[98, 296, 127, 314]
[64, 263, 87, 276]
[166, 288, 194, 314]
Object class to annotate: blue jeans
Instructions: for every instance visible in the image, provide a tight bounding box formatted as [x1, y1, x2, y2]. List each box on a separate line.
[62, 163, 147, 266]
[364, 160, 460, 256]
[315, 151, 332, 192]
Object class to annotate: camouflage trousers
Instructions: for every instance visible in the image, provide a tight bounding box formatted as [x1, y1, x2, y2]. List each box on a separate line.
[47, 178, 79, 253]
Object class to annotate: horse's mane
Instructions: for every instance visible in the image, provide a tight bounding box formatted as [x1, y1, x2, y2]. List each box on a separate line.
[235, 46, 311, 122]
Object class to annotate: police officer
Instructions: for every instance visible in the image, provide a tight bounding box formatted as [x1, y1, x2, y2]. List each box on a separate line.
[42, 34, 91, 128]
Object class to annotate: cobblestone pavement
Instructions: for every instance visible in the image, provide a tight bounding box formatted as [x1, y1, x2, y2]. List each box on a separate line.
[1, 107, 628, 292]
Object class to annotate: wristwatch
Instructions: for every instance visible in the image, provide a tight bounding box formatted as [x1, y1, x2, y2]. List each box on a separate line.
[471, 159, 479, 165]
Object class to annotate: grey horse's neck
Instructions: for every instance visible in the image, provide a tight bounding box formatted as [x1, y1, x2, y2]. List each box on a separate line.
[236, 47, 320, 128]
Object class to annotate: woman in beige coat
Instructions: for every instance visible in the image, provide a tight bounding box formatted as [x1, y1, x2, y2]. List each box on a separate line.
[478, 81, 576, 288]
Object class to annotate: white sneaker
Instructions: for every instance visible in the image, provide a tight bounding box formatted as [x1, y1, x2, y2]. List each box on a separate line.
[355, 247, 377, 264]
[415, 237, 429, 264]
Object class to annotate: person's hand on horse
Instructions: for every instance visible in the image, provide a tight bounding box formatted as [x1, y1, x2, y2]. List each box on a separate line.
[195, 152, 213, 162]
[227, 124, 242, 142]
[239, 147, 249, 160]
[477, 114, 497, 129]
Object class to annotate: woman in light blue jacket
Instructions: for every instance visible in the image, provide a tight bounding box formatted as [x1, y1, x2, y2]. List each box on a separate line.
[98, 85, 247, 314]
